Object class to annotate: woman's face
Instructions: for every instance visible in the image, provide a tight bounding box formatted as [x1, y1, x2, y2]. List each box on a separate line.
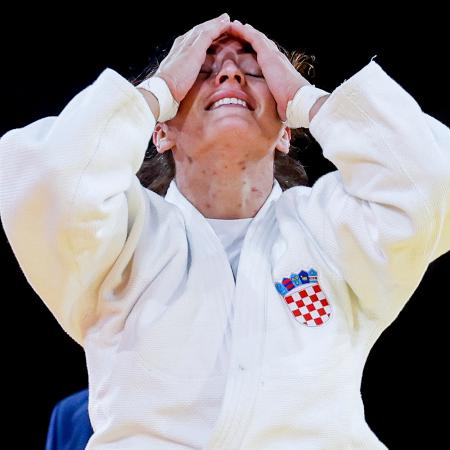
[153, 34, 290, 164]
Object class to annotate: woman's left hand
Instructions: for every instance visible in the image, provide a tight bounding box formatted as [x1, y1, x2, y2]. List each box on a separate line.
[228, 20, 311, 122]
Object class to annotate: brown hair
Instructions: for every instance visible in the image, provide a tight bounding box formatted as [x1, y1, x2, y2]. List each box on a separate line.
[127, 38, 318, 196]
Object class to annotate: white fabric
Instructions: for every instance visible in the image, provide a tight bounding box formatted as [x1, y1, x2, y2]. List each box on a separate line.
[286, 84, 331, 128]
[206, 214, 253, 281]
[1, 59, 449, 450]
[136, 75, 179, 122]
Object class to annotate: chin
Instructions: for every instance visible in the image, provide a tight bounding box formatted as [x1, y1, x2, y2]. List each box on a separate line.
[210, 120, 253, 133]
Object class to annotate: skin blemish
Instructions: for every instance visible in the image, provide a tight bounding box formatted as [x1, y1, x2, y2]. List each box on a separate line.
[241, 165, 246, 170]
[202, 169, 206, 174]
[206, 203, 211, 209]
[188, 156, 193, 164]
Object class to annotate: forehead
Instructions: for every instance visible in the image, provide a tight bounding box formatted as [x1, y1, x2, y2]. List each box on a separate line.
[206, 35, 256, 56]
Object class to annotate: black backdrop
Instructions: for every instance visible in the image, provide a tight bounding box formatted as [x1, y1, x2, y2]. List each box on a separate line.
[1, 5, 448, 450]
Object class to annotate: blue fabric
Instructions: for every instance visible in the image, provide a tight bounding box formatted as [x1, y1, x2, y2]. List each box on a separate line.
[45, 388, 93, 450]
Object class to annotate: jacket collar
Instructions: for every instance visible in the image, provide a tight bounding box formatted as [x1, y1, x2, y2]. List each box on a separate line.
[164, 177, 283, 223]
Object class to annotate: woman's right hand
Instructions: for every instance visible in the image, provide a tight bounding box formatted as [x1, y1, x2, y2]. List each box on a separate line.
[154, 13, 231, 104]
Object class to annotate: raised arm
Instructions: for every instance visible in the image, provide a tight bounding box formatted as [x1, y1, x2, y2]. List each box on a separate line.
[287, 60, 450, 338]
[0, 68, 156, 346]
[0, 13, 238, 347]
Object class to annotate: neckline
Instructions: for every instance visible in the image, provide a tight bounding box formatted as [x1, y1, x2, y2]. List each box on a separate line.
[164, 178, 282, 223]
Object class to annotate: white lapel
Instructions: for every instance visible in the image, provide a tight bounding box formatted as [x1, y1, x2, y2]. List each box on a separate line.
[164, 177, 282, 289]
[164, 177, 284, 448]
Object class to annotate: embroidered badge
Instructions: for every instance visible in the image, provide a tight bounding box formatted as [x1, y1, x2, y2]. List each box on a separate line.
[274, 268, 332, 327]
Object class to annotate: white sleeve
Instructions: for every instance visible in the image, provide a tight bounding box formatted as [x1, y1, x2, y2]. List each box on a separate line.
[290, 59, 450, 335]
[0, 68, 156, 346]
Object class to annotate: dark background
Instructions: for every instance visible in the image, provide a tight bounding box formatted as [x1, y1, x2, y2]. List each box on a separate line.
[1, 5, 448, 450]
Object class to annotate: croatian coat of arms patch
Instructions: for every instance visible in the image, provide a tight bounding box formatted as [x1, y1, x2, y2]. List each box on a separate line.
[274, 268, 332, 327]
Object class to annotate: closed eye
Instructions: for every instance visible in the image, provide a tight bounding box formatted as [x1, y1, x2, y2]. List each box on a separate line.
[199, 71, 264, 78]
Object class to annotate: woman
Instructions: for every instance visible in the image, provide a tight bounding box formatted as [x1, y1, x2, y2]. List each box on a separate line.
[1, 12, 449, 450]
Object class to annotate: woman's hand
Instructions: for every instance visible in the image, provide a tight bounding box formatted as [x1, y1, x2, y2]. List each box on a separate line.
[228, 20, 311, 122]
[154, 13, 232, 104]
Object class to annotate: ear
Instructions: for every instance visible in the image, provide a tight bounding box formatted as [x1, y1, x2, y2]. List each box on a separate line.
[275, 126, 291, 155]
[152, 122, 175, 154]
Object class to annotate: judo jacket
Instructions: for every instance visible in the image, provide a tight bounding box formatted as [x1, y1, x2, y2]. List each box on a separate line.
[1, 59, 449, 449]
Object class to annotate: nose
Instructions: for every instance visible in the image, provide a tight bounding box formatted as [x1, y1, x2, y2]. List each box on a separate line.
[214, 60, 245, 86]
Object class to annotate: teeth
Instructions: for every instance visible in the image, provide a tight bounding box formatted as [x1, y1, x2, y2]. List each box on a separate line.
[210, 97, 248, 110]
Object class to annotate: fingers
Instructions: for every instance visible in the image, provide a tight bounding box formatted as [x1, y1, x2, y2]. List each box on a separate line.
[202, 14, 232, 40]
[177, 13, 230, 43]
[183, 13, 230, 45]
[192, 13, 230, 36]
[206, 12, 230, 24]
[229, 20, 278, 53]
[183, 14, 232, 56]
[155, 13, 233, 103]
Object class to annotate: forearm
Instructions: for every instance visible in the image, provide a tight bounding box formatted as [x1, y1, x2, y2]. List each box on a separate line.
[137, 88, 160, 121]
[309, 94, 331, 123]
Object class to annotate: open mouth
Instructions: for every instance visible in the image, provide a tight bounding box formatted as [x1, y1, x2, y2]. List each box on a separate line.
[206, 99, 255, 111]
[208, 104, 251, 111]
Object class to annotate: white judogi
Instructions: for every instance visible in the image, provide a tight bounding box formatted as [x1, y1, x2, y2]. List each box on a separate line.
[0, 59, 449, 449]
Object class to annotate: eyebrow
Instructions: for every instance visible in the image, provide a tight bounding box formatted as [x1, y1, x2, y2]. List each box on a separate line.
[206, 41, 256, 55]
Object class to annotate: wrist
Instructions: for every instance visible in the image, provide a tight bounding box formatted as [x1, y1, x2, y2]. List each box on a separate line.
[309, 94, 330, 123]
[137, 88, 160, 121]
[136, 76, 179, 123]
[285, 85, 330, 129]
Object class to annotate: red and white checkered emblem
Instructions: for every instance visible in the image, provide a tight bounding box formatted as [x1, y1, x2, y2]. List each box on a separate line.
[283, 283, 332, 327]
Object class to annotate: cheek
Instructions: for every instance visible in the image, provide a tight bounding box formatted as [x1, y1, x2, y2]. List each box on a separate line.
[258, 88, 279, 119]
[172, 113, 206, 146]
[177, 78, 205, 121]
[256, 82, 276, 106]
[169, 95, 201, 126]
[178, 79, 203, 111]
